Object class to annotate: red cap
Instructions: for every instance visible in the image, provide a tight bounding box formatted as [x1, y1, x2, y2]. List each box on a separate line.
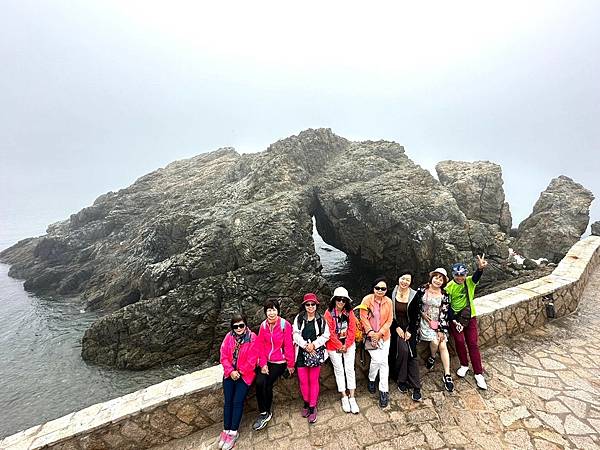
[302, 293, 319, 304]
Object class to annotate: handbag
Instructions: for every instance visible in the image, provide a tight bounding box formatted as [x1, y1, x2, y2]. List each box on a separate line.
[456, 284, 472, 327]
[304, 346, 326, 367]
[429, 320, 440, 330]
[364, 337, 378, 351]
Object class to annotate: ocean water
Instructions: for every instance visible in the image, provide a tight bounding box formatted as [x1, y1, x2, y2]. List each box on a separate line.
[0, 214, 362, 438]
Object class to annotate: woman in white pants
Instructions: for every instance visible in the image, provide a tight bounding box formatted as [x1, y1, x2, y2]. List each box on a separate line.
[324, 287, 359, 414]
[360, 277, 393, 408]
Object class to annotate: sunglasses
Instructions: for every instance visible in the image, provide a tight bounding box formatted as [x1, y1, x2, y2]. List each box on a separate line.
[335, 298, 347, 303]
[374, 286, 387, 291]
[305, 303, 317, 307]
[232, 323, 246, 330]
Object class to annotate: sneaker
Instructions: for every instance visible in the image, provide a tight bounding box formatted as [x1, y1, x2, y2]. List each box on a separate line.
[308, 406, 318, 424]
[397, 382, 408, 393]
[426, 356, 436, 370]
[252, 412, 272, 431]
[218, 431, 227, 448]
[349, 397, 360, 414]
[368, 380, 376, 394]
[411, 389, 423, 402]
[456, 365, 469, 378]
[443, 374, 454, 392]
[379, 391, 389, 408]
[341, 396, 351, 413]
[474, 374, 488, 390]
[222, 433, 238, 450]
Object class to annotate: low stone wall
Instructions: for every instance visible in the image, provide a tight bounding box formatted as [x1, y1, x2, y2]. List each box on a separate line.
[2, 236, 599, 450]
[476, 236, 600, 348]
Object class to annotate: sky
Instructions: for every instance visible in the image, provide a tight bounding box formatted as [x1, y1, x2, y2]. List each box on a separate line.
[1, 0, 599, 251]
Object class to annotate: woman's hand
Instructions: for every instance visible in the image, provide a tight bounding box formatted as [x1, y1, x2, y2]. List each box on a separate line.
[288, 367, 295, 375]
[230, 370, 241, 380]
[340, 344, 347, 353]
[305, 342, 315, 353]
[437, 331, 446, 343]
[404, 331, 411, 341]
[477, 253, 488, 270]
[396, 327, 405, 339]
[261, 365, 269, 375]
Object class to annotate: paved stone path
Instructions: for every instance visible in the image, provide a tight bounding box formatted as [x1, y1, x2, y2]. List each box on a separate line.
[156, 271, 600, 449]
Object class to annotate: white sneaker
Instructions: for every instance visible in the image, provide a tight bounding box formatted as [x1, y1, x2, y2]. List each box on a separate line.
[457, 365, 469, 378]
[349, 397, 360, 414]
[341, 396, 351, 413]
[474, 374, 488, 390]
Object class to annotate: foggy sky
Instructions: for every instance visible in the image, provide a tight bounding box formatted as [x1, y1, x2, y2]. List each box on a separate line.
[1, 1, 599, 250]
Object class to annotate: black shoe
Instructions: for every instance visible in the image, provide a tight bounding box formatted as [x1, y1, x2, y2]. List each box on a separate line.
[379, 391, 389, 408]
[368, 380, 376, 394]
[411, 389, 423, 402]
[443, 374, 454, 392]
[426, 356, 436, 370]
[397, 382, 408, 394]
[252, 411, 272, 431]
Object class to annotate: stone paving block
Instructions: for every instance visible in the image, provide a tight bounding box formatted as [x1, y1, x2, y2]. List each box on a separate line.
[563, 414, 595, 435]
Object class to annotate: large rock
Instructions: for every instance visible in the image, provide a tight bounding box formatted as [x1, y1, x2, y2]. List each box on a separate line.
[513, 176, 594, 262]
[592, 221, 600, 236]
[435, 160, 512, 233]
[0, 130, 522, 368]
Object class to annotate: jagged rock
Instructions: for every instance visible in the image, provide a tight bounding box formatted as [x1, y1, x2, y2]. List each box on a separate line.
[0, 129, 543, 368]
[436, 160, 512, 233]
[592, 221, 600, 236]
[513, 176, 594, 262]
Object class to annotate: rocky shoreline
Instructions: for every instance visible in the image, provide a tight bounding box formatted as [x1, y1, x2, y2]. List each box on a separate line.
[0, 129, 594, 369]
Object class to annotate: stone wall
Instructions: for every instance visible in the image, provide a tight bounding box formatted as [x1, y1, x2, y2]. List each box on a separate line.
[2, 236, 599, 450]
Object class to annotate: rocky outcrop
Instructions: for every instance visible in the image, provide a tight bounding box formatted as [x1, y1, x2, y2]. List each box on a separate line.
[435, 160, 512, 233]
[0, 130, 591, 369]
[513, 176, 594, 262]
[592, 221, 600, 236]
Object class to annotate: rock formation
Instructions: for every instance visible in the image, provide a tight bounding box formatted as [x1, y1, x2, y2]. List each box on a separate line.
[592, 221, 600, 236]
[0, 130, 592, 369]
[513, 176, 594, 262]
[435, 160, 512, 234]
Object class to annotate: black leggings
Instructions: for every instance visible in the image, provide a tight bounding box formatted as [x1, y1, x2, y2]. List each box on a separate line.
[255, 362, 287, 413]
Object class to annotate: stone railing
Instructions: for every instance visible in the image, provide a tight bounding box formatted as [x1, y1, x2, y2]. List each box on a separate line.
[2, 236, 599, 450]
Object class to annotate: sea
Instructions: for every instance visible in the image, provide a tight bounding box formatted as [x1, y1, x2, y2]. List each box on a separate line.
[0, 208, 365, 438]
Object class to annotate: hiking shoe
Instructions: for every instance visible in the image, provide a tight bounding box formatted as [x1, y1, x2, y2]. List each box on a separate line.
[218, 431, 227, 448]
[379, 391, 389, 408]
[252, 412, 272, 431]
[308, 407, 318, 424]
[368, 380, 376, 394]
[301, 405, 310, 417]
[341, 396, 351, 413]
[443, 374, 454, 392]
[411, 389, 423, 402]
[222, 433, 238, 450]
[456, 365, 469, 378]
[397, 382, 408, 393]
[349, 397, 360, 414]
[426, 355, 436, 370]
[474, 374, 488, 390]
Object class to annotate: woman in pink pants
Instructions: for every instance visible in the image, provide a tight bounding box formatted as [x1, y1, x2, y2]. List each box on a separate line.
[293, 293, 330, 424]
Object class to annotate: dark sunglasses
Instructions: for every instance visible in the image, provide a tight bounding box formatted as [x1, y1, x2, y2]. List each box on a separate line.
[374, 286, 387, 291]
[335, 297, 347, 302]
[304, 302, 317, 307]
[232, 323, 246, 329]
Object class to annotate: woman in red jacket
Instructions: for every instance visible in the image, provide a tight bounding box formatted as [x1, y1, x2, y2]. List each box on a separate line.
[324, 287, 360, 414]
[218, 313, 257, 450]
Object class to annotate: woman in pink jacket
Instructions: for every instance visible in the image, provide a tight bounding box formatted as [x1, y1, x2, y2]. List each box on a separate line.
[252, 298, 296, 431]
[218, 313, 257, 450]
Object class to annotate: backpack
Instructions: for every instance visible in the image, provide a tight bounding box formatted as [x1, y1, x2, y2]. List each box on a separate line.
[296, 313, 326, 337]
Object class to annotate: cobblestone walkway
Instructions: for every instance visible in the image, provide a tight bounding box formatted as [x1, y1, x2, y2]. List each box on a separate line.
[157, 271, 600, 449]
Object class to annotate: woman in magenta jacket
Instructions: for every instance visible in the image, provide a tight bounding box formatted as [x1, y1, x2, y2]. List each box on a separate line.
[218, 313, 257, 450]
[252, 298, 296, 431]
